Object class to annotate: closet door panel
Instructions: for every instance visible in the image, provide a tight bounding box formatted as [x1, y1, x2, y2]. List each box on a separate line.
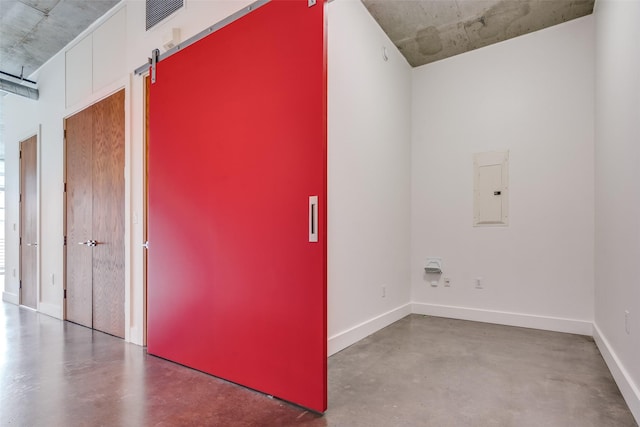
[65, 90, 125, 338]
[92, 90, 126, 338]
[66, 107, 94, 328]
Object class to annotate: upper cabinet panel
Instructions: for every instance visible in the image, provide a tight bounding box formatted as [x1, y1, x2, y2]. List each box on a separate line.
[65, 35, 92, 108]
[93, 8, 127, 92]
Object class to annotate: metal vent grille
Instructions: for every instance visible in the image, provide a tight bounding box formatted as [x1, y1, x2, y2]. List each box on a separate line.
[146, 0, 184, 30]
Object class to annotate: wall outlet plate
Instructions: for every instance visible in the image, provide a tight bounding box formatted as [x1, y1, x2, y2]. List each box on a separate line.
[625, 310, 631, 334]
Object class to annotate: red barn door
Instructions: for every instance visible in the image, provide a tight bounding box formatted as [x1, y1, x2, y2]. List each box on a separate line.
[147, 0, 327, 412]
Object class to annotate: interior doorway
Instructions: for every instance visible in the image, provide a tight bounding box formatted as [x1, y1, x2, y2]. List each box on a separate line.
[65, 89, 125, 338]
[19, 135, 37, 309]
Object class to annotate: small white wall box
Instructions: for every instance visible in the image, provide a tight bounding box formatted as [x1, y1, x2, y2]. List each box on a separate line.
[162, 28, 181, 51]
[424, 258, 443, 274]
[474, 150, 509, 226]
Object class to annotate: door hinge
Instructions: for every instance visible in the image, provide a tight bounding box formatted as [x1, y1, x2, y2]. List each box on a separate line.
[64, 289, 67, 299]
[19, 237, 22, 245]
[64, 129, 67, 139]
[64, 182, 67, 193]
[64, 235, 67, 246]
[19, 280, 22, 289]
[19, 150, 22, 159]
[19, 193, 22, 203]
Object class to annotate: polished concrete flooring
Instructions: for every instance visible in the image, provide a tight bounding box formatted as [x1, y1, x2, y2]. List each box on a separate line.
[1, 302, 636, 426]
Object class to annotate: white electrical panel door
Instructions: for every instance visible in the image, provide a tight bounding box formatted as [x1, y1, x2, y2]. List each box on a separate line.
[474, 151, 509, 226]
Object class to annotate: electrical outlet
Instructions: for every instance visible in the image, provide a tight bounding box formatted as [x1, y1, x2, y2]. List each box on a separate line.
[444, 277, 451, 287]
[625, 310, 631, 334]
[475, 277, 483, 289]
[430, 280, 438, 287]
[382, 286, 386, 298]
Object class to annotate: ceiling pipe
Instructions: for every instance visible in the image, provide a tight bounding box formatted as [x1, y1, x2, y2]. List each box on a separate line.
[0, 69, 39, 100]
[0, 69, 37, 85]
[0, 77, 39, 100]
[0, 78, 40, 100]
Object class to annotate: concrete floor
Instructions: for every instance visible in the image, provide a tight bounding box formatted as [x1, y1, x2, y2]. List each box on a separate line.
[0, 303, 636, 426]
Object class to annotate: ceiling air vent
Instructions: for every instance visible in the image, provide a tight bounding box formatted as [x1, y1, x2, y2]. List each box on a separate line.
[146, 0, 184, 31]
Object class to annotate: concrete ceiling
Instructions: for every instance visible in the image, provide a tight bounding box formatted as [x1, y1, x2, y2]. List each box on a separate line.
[0, 0, 119, 79]
[362, 0, 595, 67]
[0, 0, 595, 82]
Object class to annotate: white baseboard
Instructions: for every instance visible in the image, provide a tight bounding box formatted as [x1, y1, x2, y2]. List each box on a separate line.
[38, 301, 62, 319]
[328, 303, 411, 356]
[593, 324, 640, 424]
[411, 302, 593, 336]
[2, 291, 19, 305]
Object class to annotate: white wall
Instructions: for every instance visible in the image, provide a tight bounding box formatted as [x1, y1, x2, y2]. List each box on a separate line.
[327, 0, 412, 354]
[593, 0, 640, 420]
[411, 16, 595, 335]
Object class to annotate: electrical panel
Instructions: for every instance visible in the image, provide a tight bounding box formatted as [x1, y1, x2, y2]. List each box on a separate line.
[474, 151, 509, 226]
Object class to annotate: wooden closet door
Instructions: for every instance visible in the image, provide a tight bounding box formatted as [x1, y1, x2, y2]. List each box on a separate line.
[92, 90, 125, 338]
[20, 136, 38, 309]
[66, 107, 94, 328]
[65, 90, 125, 338]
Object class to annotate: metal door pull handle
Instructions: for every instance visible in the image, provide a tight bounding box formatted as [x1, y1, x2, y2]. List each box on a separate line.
[309, 196, 318, 243]
[78, 240, 98, 247]
[26, 242, 38, 246]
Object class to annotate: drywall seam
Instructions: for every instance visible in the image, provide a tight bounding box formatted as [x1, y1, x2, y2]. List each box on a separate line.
[412, 303, 593, 335]
[328, 303, 412, 356]
[593, 323, 640, 424]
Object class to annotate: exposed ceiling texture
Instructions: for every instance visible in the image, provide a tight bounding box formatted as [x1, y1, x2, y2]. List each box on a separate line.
[362, 0, 595, 67]
[0, 0, 595, 90]
[0, 0, 119, 79]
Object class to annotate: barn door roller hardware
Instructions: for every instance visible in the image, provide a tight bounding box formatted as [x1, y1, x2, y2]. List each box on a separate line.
[151, 49, 160, 84]
[134, 0, 269, 79]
